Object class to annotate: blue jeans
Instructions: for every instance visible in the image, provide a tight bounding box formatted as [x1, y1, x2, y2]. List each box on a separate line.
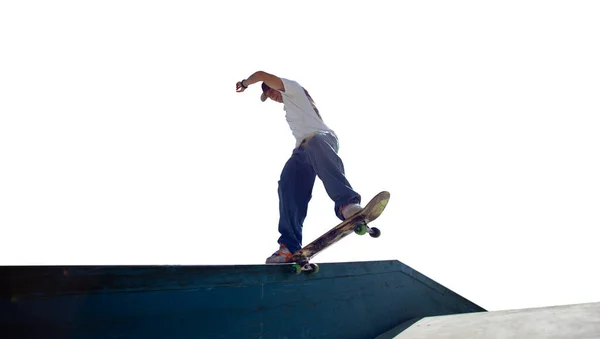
[277, 132, 361, 254]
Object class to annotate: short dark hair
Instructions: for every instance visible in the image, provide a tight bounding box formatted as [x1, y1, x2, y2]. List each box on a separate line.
[261, 82, 270, 93]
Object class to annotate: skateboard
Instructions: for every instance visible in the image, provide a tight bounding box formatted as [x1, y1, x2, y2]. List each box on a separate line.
[288, 191, 391, 275]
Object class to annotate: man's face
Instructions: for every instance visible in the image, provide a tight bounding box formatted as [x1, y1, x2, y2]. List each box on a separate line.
[265, 88, 283, 103]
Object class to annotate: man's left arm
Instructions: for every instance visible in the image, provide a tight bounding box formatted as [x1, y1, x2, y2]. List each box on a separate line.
[236, 71, 284, 92]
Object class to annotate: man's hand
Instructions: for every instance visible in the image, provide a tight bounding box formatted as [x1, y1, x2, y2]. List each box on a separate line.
[236, 80, 248, 93]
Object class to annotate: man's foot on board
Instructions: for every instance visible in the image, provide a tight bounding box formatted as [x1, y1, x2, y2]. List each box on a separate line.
[341, 203, 363, 220]
[265, 243, 293, 264]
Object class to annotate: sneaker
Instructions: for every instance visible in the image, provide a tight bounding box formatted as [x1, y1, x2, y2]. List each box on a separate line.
[341, 203, 363, 220]
[265, 244, 293, 264]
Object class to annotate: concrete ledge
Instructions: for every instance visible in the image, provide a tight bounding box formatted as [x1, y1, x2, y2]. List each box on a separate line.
[394, 302, 600, 339]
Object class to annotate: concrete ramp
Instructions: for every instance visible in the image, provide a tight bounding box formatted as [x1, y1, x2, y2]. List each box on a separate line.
[386, 302, 600, 339]
[1, 260, 483, 339]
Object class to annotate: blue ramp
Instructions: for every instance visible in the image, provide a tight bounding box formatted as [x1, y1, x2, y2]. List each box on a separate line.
[1, 260, 484, 338]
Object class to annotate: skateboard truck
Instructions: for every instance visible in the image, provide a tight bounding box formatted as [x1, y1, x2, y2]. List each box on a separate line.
[353, 221, 381, 238]
[290, 261, 320, 275]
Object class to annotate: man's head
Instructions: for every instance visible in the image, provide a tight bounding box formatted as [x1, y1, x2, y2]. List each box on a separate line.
[260, 82, 283, 103]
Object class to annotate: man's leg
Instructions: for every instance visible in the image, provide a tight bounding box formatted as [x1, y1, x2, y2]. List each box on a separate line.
[304, 132, 361, 220]
[276, 148, 316, 254]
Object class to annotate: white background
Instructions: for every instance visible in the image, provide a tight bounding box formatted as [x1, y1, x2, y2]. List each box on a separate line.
[1, 1, 599, 311]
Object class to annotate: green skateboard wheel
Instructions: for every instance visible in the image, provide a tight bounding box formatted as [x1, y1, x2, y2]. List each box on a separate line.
[354, 223, 367, 235]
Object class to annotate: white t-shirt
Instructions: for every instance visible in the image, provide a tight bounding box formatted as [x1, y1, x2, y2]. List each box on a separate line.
[280, 78, 335, 147]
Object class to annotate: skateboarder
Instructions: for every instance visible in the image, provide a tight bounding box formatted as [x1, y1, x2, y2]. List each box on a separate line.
[236, 71, 363, 263]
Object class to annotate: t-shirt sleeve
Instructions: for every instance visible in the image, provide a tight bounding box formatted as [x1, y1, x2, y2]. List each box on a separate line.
[280, 78, 304, 98]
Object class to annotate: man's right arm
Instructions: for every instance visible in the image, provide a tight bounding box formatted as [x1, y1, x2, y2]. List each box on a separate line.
[238, 71, 285, 92]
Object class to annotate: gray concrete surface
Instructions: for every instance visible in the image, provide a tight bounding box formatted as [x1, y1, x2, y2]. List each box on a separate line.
[392, 302, 600, 339]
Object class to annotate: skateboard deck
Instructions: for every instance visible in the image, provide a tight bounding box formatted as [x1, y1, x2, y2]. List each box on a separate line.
[288, 190, 390, 275]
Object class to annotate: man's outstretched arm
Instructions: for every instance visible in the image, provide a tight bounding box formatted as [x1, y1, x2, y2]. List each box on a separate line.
[236, 71, 284, 92]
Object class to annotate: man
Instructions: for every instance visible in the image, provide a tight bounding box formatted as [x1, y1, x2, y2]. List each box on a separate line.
[236, 71, 363, 264]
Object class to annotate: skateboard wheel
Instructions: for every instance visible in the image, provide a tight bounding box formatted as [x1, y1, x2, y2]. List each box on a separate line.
[369, 227, 381, 238]
[291, 264, 302, 275]
[354, 223, 367, 235]
[308, 263, 320, 275]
